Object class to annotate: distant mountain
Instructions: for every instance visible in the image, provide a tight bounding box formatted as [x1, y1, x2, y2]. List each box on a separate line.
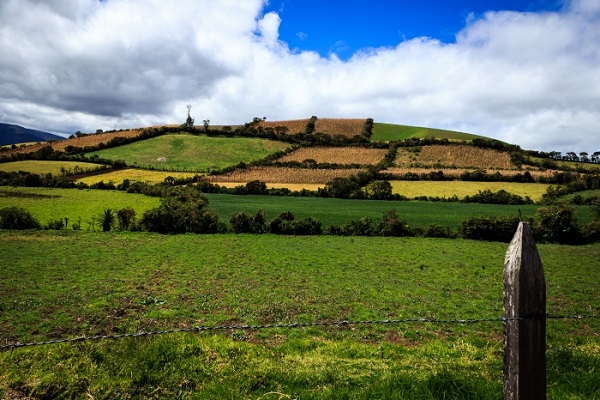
[0, 123, 64, 146]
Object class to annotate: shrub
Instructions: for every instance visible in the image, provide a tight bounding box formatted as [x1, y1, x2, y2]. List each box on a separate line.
[269, 211, 296, 234]
[462, 189, 533, 205]
[534, 204, 580, 244]
[100, 209, 116, 232]
[580, 220, 600, 243]
[343, 217, 377, 236]
[379, 210, 411, 237]
[45, 219, 64, 230]
[230, 212, 252, 233]
[422, 223, 455, 238]
[460, 215, 521, 242]
[0, 207, 41, 230]
[117, 207, 136, 231]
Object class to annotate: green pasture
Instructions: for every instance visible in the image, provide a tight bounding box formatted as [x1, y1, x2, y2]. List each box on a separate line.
[390, 180, 550, 201]
[86, 134, 291, 172]
[0, 160, 106, 176]
[0, 186, 594, 230]
[205, 193, 593, 229]
[0, 231, 598, 399]
[372, 123, 484, 142]
[0, 186, 159, 227]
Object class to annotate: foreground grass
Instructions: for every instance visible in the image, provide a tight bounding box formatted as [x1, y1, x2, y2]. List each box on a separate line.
[0, 231, 598, 399]
[86, 134, 291, 172]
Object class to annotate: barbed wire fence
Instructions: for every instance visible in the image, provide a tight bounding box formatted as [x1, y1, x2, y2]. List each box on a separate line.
[2, 314, 598, 352]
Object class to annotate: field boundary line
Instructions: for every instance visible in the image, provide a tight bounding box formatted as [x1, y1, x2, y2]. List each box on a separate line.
[1, 314, 597, 352]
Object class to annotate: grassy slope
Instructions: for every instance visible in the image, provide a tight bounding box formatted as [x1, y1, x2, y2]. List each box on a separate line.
[0, 187, 160, 226]
[0, 160, 106, 176]
[0, 231, 597, 399]
[86, 134, 291, 172]
[372, 123, 487, 142]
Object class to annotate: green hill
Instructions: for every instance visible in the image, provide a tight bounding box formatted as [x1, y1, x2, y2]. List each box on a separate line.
[371, 123, 488, 142]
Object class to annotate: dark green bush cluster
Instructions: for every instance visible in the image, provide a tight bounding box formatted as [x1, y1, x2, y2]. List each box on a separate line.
[462, 189, 533, 205]
[460, 215, 522, 243]
[0, 207, 41, 230]
[269, 211, 322, 235]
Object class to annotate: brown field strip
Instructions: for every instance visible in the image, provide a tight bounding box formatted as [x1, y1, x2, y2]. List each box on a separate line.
[204, 167, 363, 184]
[4, 129, 150, 155]
[415, 145, 515, 169]
[212, 182, 325, 191]
[313, 118, 365, 137]
[256, 119, 310, 134]
[277, 147, 387, 165]
[382, 167, 559, 180]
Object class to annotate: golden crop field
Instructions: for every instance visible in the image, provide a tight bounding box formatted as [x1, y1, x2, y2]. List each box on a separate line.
[204, 167, 363, 184]
[212, 182, 325, 191]
[76, 169, 201, 185]
[256, 119, 310, 134]
[416, 145, 515, 169]
[382, 167, 559, 181]
[256, 118, 366, 137]
[277, 147, 387, 165]
[313, 118, 366, 137]
[3, 129, 151, 155]
[390, 181, 550, 201]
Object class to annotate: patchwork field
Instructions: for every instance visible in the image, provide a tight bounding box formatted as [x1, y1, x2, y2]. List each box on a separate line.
[0, 231, 597, 399]
[392, 145, 515, 169]
[383, 167, 559, 181]
[204, 166, 364, 184]
[0, 160, 106, 176]
[256, 118, 366, 137]
[76, 169, 201, 185]
[390, 181, 550, 201]
[87, 134, 291, 172]
[2, 128, 147, 155]
[276, 146, 387, 165]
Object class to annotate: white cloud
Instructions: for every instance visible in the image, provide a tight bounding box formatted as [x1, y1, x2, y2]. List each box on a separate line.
[0, 0, 599, 152]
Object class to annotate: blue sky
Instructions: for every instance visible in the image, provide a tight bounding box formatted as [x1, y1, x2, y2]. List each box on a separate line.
[264, 1, 563, 59]
[0, 0, 599, 152]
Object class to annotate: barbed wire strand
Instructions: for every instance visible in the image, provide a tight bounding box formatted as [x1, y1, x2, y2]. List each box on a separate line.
[1, 314, 597, 352]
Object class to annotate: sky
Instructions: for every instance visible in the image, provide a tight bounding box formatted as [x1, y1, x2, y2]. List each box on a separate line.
[0, 0, 599, 152]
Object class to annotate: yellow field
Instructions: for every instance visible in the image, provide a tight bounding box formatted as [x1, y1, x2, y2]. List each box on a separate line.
[390, 181, 549, 201]
[76, 169, 201, 185]
[0, 160, 106, 176]
[277, 147, 387, 165]
[204, 167, 363, 184]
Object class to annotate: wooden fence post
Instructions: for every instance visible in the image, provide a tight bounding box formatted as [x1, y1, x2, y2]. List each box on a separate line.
[503, 221, 546, 399]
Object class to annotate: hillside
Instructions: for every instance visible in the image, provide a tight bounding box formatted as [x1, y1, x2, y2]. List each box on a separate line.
[372, 123, 487, 142]
[0, 123, 64, 146]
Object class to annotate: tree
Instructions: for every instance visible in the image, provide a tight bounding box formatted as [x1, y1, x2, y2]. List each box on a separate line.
[365, 180, 393, 200]
[580, 152, 589, 162]
[185, 105, 194, 129]
[100, 208, 115, 232]
[202, 119, 210, 132]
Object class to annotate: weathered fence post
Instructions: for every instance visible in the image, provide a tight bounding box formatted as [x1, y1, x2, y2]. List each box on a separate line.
[504, 221, 546, 399]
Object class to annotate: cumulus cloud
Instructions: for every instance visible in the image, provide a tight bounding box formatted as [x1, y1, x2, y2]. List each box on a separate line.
[0, 0, 599, 152]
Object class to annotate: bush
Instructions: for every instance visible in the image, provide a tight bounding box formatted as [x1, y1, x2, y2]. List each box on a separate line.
[580, 220, 600, 243]
[117, 207, 136, 231]
[45, 219, 64, 230]
[0, 207, 41, 230]
[269, 211, 296, 234]
[462, 189, 533, 205]
[422, 223, 455, 238]
[379, 210, 411, 237]
[534, 204, 580, 244]
[343, 217, 377, 236]
[460, 215, 521, 242]
[99, 209, 115, 232]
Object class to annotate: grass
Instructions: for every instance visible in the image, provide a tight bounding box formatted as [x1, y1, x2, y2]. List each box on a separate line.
[0, 160, 106, 176]
[0, 231, 598, 399]
[0, 186, 594, 230]
[0, 186, 160, 227]
[390, 181, 550, 201]
[372, 123, 486, 142]
[86, 134, 291, 172]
